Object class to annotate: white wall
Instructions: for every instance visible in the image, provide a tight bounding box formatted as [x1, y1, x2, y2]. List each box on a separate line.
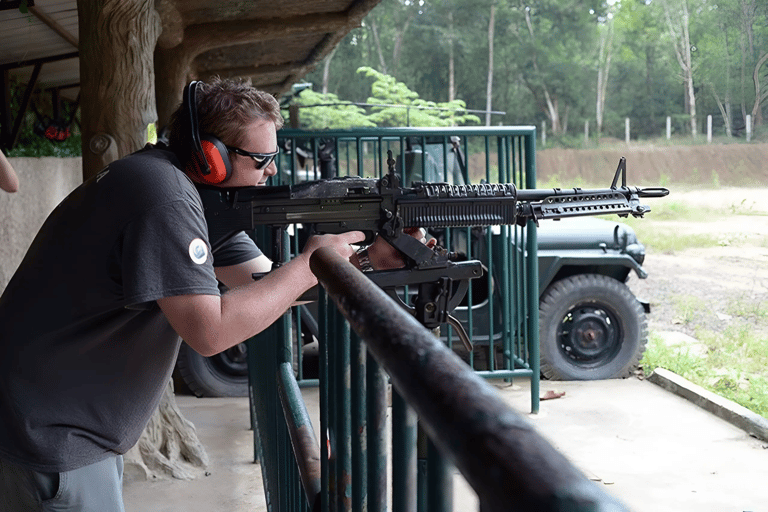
[0, 157, 82, 291]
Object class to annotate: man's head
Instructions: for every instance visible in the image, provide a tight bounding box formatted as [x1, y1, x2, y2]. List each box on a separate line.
[168, 77, 284, 187]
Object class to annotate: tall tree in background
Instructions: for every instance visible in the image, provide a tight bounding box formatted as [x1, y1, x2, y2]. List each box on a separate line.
[747, 0, 768, 126]
[660, 0, 698, 137]
[486, 1, 496, 125]
[596, 17, 614, 141]
[507, 0, 603, 136]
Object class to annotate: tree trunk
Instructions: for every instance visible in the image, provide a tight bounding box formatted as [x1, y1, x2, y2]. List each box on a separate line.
[751, 52, 768, 127]
[391, 14, 413, 78]
[123, 380, 209, 482]
[661, 0, 697, 138]
[78, 0, 161, 180]
[485, 3, 495, 126]
[448, 11, 455, 103]
[369, 20, 389, 75]
[596, 23, 614, 142]
[322, 46, 337, 94]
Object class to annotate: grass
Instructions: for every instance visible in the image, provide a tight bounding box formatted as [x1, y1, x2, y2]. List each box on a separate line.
[641, 295, 768, 418]
[635, 184, 768, 419]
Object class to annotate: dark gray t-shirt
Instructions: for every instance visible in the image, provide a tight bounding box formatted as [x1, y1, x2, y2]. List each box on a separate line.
[0, 146, 260, 472]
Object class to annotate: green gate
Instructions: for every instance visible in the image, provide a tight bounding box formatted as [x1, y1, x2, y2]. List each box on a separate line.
[242, 127, 609, 512]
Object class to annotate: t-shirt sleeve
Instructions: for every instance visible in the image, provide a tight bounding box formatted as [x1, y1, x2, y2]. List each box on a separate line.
[120, 200, 221, 306]
[212, 231, 263, 268]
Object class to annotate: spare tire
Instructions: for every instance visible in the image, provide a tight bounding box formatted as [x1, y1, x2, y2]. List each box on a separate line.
[539, 274, 647, 380]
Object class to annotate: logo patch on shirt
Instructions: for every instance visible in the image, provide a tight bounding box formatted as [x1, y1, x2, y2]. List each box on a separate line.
[188, 238, 208, 264]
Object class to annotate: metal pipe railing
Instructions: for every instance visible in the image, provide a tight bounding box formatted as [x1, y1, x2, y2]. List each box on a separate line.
[309, 246, 629, 512]
[277, 362, 322, 511]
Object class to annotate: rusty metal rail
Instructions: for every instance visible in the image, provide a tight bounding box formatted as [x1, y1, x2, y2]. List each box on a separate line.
[309, 246, 629, 512]
[277, 362, 322, 511]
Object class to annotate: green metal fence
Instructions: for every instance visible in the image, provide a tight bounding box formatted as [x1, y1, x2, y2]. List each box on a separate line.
[247, 127, 551, 511]
[273, 127, 540, 399]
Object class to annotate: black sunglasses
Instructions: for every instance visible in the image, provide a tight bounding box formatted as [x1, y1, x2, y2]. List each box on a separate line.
[225, 145, 279, 170]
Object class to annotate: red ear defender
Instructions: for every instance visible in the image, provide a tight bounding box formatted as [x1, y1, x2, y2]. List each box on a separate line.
[184, 81, 233, 185]
[197, 135, 232, 185]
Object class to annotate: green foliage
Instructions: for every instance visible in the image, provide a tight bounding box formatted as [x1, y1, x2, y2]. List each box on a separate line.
[5, 77, 81, 157]
[357, 67, 481, 127]
[290, 90, 375, 130]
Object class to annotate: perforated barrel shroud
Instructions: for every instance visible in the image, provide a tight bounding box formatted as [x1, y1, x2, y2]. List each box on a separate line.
[398, 182, 518, 228]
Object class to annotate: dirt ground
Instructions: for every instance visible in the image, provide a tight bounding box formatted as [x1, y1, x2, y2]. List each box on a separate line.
[537, 144, 768, 341]
[625, 188, 768, 340]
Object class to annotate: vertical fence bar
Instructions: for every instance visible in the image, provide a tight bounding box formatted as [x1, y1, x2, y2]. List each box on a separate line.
[525, 131, 540, 414]
[351, 332, 367, 512]
[335, 309, 352, 511]
[426, 439, 452, 512]
[392, 390, 417, 512]
[319, 290, 330, 512]
[366, 355, 387, 512]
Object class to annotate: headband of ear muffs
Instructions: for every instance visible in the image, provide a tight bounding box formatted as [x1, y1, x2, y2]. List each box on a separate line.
[183, 81, 233, 185]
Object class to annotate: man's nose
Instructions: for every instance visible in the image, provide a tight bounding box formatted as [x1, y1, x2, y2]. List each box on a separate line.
[264, 161, 278, 176]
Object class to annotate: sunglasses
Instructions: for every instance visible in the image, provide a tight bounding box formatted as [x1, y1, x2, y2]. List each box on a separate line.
[225, 145, 279, 170]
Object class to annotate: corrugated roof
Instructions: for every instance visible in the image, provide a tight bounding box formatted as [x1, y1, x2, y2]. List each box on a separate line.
[0, 0, 378, 113]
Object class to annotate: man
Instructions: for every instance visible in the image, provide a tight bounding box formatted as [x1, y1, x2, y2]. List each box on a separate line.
[0, 77, 405, 511]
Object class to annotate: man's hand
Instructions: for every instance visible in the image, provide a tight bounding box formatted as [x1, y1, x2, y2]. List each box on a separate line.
[300, 231, 365, 276]
[363, 228, 435, 271]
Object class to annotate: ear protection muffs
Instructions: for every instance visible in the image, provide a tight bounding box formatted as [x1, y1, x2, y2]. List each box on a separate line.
[183, 81, 233, 185]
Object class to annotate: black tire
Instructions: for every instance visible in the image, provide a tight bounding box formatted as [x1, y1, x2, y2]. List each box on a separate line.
[174, 317, 314, 397]
[539, 274, 648, 380]
[176, 342, 249, 397]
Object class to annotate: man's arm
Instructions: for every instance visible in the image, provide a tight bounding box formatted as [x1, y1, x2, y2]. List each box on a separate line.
[0, 152, 19, 193]
[214, 254, 272, 289]
[157, 231, 363, 357]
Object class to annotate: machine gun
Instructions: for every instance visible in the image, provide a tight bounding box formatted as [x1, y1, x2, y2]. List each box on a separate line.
[197, 152, 668, 348]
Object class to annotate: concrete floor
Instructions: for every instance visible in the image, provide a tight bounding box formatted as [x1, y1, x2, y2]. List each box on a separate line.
[123, 377, 768, 512]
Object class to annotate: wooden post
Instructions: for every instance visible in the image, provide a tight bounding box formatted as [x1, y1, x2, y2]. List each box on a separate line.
[707, 115, 712, 143]
[625, 117, 630, 144]
[666, 116, 672, 140]
[541, 120, 546, 147]
[746, 115, 752, 142]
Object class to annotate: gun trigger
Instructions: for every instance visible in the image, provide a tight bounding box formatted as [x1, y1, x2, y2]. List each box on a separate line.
[447, 314, 473, 352]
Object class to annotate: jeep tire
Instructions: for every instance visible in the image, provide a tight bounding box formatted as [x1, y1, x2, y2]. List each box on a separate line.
[176, 342, 249, 397]
[539, 274, 648, 380]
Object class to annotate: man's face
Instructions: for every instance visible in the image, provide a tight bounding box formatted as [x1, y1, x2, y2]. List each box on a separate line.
[221, 119, 279, 187]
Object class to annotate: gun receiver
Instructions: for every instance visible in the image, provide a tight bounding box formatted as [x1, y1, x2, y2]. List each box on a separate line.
[197, 153, 668, 342]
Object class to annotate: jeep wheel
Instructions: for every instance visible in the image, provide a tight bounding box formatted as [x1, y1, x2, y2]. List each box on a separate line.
[176, 342, 249, 397]
[539, 274, 647, 380]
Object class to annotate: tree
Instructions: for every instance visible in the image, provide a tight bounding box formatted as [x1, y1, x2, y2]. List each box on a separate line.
[290, 89, 376, 129]
[358, 66, 481, 126]
[596, 18, 615, 141]
[486, 1, 496, 126]
[506, 0, 604, 136]
[659, 0, 699, 137]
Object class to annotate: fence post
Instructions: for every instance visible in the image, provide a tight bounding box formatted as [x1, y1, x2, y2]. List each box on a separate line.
[625, 117, 630, 144]
[746, 114, 752, 142]
[707, 115, 712, 143]
[584, 120, 589, 144]
[666, 116, 671, 140]
[541, 120, 546, 147]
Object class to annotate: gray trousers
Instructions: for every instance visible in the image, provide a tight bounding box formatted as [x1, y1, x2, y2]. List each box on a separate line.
[0, 454, 125, 512]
